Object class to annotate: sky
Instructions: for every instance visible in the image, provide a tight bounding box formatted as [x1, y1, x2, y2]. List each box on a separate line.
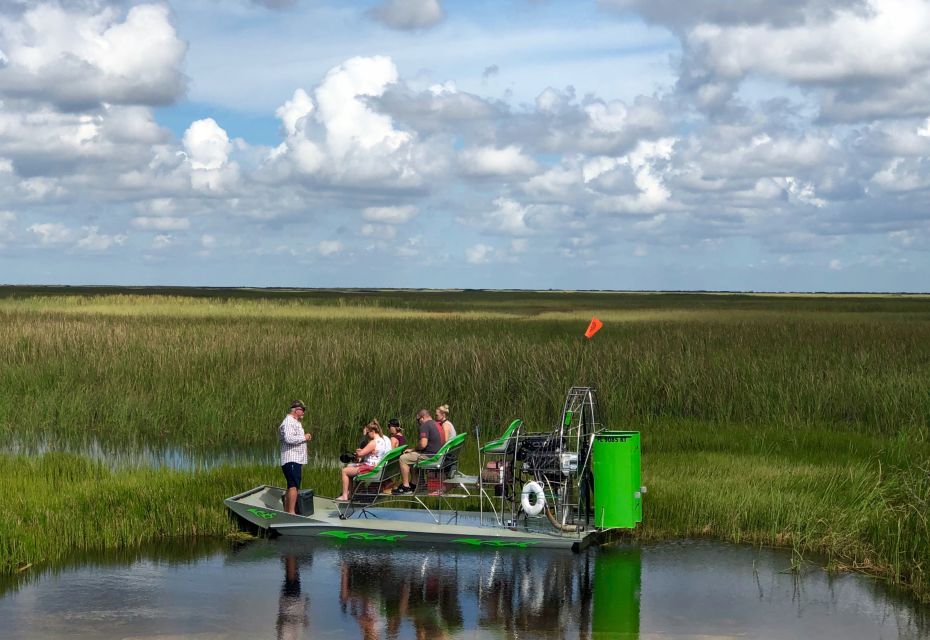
[1, 0, 929, 291]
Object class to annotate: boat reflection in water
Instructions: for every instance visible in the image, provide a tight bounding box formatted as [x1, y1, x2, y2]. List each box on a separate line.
[276, 554, 310, 640]
[273, 541, 641, 639]
[1, 538, 925, 638]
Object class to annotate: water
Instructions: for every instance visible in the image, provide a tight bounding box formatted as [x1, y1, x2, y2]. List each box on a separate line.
[1, 439, 348, 471]
[1, 539, 926, 639]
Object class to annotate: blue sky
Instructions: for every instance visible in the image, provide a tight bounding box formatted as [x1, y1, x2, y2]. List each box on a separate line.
[1, 0, 929, 291]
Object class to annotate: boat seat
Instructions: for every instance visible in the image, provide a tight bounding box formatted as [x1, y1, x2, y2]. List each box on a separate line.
[414, 433, 468, 477]
[351, 444, 407, 499]
[479, 419, 522, 454]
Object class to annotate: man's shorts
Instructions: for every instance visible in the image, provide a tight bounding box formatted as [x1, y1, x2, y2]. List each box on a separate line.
[400, 451, 430, 466]
[281, 462, 302, 489]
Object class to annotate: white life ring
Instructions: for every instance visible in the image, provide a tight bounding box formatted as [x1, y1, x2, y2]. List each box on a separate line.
[520, 481, 545, 516]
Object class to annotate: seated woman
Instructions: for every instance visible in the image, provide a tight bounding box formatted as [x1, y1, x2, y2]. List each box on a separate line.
[336, 420, 392, 501]
[387, 418, 406, 448]
[436, 404, 456, 442]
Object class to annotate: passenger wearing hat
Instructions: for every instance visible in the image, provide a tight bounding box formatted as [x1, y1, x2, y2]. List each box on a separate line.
[387, 418, 406, 448]
[279, 400, 313, 514]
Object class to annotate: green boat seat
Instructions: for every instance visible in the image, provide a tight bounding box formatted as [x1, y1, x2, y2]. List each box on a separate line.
[355, 444, 407, 484]
[338, 444, 408, 513]
[479, 419, 522, 454]
[414, 433, 468, 475]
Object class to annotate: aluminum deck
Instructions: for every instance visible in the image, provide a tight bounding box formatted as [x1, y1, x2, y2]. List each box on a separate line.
[226, 485, 595, 550]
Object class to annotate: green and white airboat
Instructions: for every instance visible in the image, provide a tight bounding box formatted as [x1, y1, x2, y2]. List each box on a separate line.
[225, 387, 644, 551]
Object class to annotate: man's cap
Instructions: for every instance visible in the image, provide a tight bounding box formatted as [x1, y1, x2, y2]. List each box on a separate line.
[387, 417, 400, 427]
[290, 400, 306, 411]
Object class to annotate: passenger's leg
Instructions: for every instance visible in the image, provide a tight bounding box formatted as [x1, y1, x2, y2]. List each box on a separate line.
[399, 451, 417, 489]
[337, 465, 359, 500]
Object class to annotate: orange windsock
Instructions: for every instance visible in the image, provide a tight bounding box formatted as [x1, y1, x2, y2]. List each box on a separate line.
[584, 317, 603, 339]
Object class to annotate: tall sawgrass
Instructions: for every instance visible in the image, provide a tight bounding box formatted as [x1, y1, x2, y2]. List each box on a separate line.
[1, 293, 928, 453]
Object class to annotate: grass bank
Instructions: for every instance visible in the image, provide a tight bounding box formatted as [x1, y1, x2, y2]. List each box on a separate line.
[0, 453, 278, 574]
[642, 424, 929, 601]
[0, 288, 928, 602]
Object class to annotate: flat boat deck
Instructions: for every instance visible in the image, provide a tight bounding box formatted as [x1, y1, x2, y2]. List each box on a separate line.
[226, 485, 593, 550]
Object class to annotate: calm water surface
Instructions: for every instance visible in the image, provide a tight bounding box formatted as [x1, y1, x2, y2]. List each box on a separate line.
[0, 538, 926, 639]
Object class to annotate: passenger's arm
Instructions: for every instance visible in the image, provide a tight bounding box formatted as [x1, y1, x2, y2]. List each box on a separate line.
[417, 435, 428, 451]
[355, 440, 376, 458]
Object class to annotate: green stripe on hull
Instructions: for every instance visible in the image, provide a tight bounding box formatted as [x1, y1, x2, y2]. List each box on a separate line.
[246, 508, 276, 520]
[319, 531, 407, 542]
[452, 538, 542, 548]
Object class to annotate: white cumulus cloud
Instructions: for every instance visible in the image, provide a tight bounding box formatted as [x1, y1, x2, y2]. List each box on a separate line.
[679, 0, 930, 121]
[459, 197, 537, 237]
[267, 56, 429, 188]
[76, 226, 127, 252]
[0, 3, 186, 109]
[183, 118, 238, 191]
[360, 223, 397, 239]
[184, 119, 231, 171]
[459, 145, 539, 178]
[317, 240, 343, 256]
[465, 243, 494, 264]
[28, 222, 75, 246]
[152, 234, 173, 250]
[131, 216, 190, 231]
[362, 205, 419, 224]
[275, 88, 314, 137]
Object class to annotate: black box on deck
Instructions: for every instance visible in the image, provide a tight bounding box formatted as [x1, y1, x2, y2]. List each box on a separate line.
[296, 489, 315, 516]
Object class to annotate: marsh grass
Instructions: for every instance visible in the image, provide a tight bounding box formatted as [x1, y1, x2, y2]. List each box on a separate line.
[2, 292, 929, 452]
[640, 443, 929, 600]
[0, 453, 245, 566]
[0, 452, 337, 575]
[0, 289, 928, 601]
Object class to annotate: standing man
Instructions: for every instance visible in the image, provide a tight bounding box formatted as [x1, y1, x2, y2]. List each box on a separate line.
[395, 409, 443, 494]
[279, 400, 312, 514]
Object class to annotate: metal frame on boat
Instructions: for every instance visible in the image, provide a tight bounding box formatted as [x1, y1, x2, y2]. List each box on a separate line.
[225, 387, 644, 551]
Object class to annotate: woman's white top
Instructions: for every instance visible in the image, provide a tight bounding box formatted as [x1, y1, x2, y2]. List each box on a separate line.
[364, 435, 393, 466]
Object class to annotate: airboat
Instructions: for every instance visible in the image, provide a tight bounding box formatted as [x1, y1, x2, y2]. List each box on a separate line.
[225, 387, 643, 551]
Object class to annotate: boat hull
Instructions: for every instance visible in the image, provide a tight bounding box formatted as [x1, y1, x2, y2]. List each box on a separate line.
[225, 485, 592, 551]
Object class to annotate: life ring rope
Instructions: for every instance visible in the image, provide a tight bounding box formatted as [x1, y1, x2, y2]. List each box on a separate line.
[520, 480, 546, 516]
